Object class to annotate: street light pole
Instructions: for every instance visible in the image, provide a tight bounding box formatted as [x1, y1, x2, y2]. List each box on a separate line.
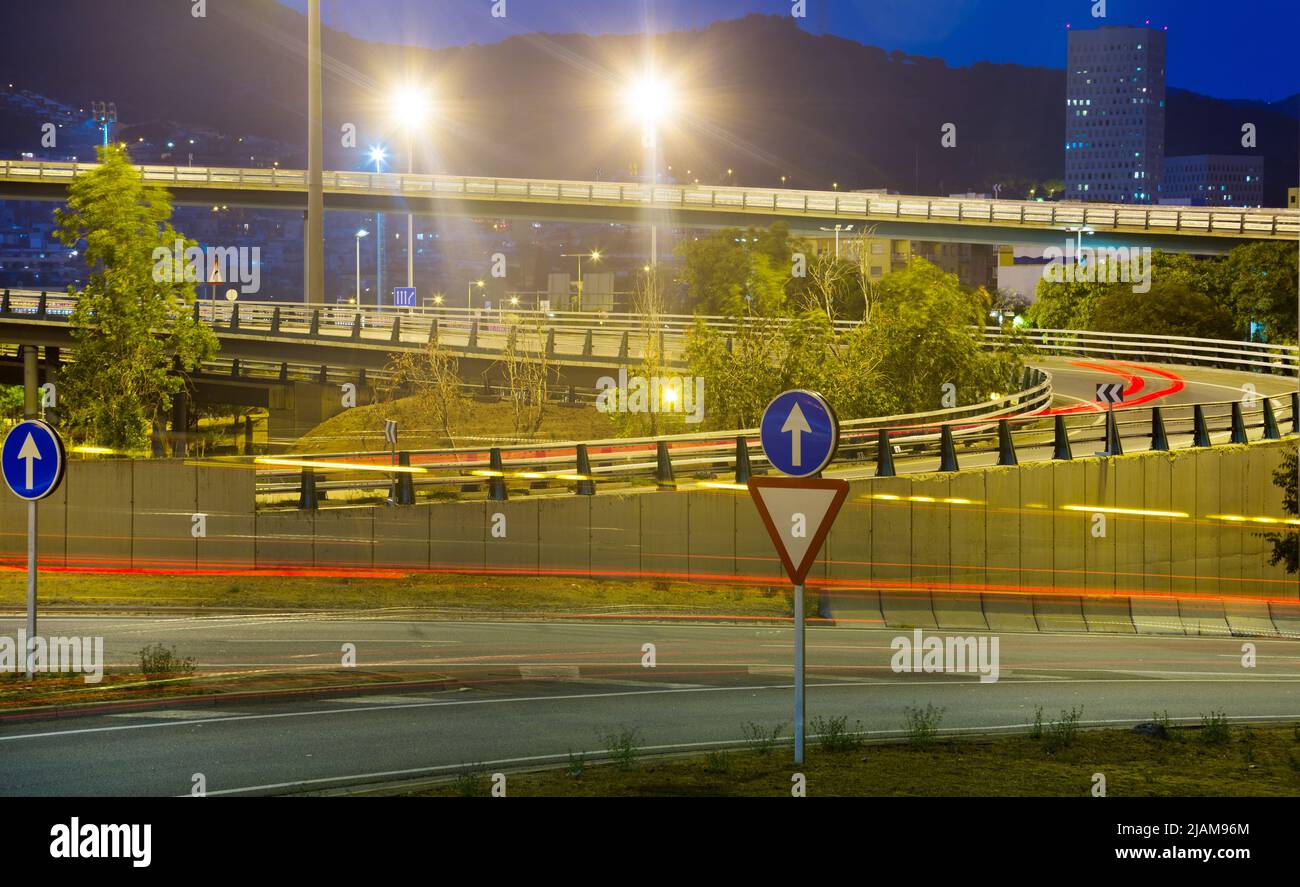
[355, 229, 368, 305]
[406, 132, 414, 295]
[304, 0, 325, 304]
[819, 224, 854, 260]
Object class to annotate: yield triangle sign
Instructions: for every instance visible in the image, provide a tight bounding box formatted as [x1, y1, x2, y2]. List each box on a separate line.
[747, 477, 849, 585]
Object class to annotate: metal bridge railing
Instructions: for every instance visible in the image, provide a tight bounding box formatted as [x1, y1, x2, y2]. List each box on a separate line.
[8, 290, 1297, 377]
[3, 158, 1298, 239]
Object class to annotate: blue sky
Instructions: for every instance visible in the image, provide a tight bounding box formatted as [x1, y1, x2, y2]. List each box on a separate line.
[280, 0, 1299, 101]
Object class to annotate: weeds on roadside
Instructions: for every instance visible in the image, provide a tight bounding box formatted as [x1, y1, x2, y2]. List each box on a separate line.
[138, 644, 196, 680]
[452, 767, 488, 797]
[599, 726, 641, 771]
[811, 714, 864, 752]
[1044, 706, 1083, 752]
[902, 704, 944, 748]
[1030, 706, 1044, 739]
[566, 750, 586, 779]
[741, 721, 787, 755]
[705, 749, 734, 774]
[1201, 711, 1231, 746]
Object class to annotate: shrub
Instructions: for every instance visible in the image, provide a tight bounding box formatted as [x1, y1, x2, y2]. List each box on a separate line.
[138, 643, 195, 680]
[902, 703, 944, 748]
[811, 714, 864, 752]
[741, 721, 787, 755]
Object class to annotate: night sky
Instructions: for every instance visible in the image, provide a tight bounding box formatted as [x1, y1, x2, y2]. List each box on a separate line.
[278, 0, 1298, 102]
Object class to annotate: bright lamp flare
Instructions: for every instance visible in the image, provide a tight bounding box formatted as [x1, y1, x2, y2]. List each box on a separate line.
[626, 76, 674, 124]
[391, 86, 431, 128]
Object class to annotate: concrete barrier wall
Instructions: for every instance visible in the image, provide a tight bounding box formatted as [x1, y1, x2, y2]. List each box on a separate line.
[1, 442, 1296, 636]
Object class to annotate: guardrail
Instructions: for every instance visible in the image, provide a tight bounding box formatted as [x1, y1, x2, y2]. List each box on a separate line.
[256, 389, 1299, 509]
[6, 290, 1297, 377]
[257, 366, 1054, 506]
[3, 158, 1297, 239]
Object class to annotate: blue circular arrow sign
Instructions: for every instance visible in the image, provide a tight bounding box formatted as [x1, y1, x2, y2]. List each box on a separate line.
[759, 390, 839, 478]
[2, 420, 66, 501]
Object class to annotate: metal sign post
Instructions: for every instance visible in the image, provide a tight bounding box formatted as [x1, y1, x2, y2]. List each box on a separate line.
[2, 419, 66, 679]
[751, 390, 846, 765]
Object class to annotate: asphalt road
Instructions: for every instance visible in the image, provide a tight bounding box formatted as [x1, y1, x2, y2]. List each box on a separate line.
[1, 614, 1298, 796]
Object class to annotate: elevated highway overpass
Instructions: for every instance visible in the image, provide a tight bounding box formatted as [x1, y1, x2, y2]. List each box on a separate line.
[3, 159, 1297, 252]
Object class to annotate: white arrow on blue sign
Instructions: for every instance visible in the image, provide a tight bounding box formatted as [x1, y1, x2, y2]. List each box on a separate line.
[2, 420, 66, 501]
[758, 390, 839, 478]
[392, 287, 417, 307]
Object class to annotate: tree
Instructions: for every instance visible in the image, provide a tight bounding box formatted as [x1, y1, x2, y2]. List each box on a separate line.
[676, 223, 797, 317]
[54, 144, 217, 450]
[869, 259, 1023, 413]
[1089, 280, 1237, 341]
[682, 258, 1021, 429]
[1223, 242, 1299, 343]
[1026, 274, 1114, 330]
[384, 340, 465, 447]
[1263, 451, 1298, 575]
[498, 318, 553, 437]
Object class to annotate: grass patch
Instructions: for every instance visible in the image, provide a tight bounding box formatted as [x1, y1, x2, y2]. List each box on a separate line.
[412, 723, 1300, 797]
[0, 569, 792, 618]
[294, 398, 621, 454]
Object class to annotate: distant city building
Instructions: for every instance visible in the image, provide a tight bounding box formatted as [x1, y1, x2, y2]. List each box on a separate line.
[1160, 155, 1264, 207]
[807, 235, 998, 291]
[1065, 25, 1166, 204]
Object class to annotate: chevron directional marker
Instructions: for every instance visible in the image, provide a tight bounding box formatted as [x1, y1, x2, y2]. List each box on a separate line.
[1095, 382, 1125, 405]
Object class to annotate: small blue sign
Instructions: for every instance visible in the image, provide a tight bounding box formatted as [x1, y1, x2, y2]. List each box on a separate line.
[392, 287, 417, 308]
[2, 420, 66, 501]
[759, 390, 839, 478]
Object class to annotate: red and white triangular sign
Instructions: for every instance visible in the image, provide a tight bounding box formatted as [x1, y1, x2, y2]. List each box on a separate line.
[747, 477, 849, 585]
[208, 259, 224, 284]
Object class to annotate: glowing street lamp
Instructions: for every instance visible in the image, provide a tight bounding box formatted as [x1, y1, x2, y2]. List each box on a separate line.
[467, 279, 485, 310]
[390, 86, 432, 293]
[624, 75, 674, 273]
[561, 249, 601, 311]
[354, 229, 369, 304]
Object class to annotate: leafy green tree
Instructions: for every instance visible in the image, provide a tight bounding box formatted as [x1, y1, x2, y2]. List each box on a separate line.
[869, 259, 1023, 412]
[1223, 242, 1298, 343]
[1263, 451, 1298, 575]
[1025, 275, 1114, 330]
[675, 223, 797, 316]
[1088, 280, 1237, 340]
[54, 144, 218, 450]
[682, 258, 1022, 429]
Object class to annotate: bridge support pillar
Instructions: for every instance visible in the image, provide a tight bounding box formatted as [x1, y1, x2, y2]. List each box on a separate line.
[1229, 402, 1248, 444]
[1262, 399, 1280, 440]
[938, 424, 959, 472]
[1102, 409, 1123, 456]
[1052, 415, 1073, 460]
[171, 391, 188, 457]
[734, 435, 753, 484]
[575, 444, 596, 496]
[488, 448, 508, 501]
[1192, 404, 1211, 447]
[996, 419, 1018, 466]
[395, 452, 415, 505]
[875, 428, 897, 477]
[1150, 407, 1170, 451]
[22, 345, 38, 418]
[655, 440, 675, 489]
